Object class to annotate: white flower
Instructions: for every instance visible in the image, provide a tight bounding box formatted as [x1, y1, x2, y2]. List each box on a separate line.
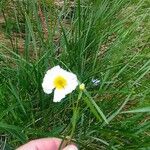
[42, 66, 78, 102]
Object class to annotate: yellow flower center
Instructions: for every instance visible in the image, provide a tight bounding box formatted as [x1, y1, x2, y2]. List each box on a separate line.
[54, 76, 67, 89]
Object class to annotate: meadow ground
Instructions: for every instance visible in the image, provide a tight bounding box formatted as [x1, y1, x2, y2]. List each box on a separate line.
[0, 0, 150, 149]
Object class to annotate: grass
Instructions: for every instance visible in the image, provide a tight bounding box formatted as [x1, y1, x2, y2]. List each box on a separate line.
[0, 0, 150, 149]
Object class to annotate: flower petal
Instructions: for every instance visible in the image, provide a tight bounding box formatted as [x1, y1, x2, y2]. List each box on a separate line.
[42, 66, 61, 94]
[43, 88, 53, 94]
[42, 75, 54, 94]
[53, 89, 66, 102]
[63, 72, 78, 94]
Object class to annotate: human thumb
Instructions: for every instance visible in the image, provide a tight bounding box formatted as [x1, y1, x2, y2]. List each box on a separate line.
[63, 144, 78, 150]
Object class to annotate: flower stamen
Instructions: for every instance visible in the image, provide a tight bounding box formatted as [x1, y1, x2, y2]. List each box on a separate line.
[54, 76, 67, 89]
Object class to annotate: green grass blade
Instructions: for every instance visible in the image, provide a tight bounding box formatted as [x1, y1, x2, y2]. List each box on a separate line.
[121, 107, 150, 114]
[84, 90, 108, 124]
[7, 81, 27, 116]
[102, 93, 133, 127]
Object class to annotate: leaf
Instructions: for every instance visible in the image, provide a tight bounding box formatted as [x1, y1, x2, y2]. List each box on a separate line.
[121, 107, 150, 114]
[84, 98, 102, 121]
[8, 81, 27, 116]
[101, 93, 132, 127]
[0, 122, 27, 143]
[84, 90, 108, 124]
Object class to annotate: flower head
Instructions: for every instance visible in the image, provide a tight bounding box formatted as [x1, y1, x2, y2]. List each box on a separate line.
[42, 66, 78, 102]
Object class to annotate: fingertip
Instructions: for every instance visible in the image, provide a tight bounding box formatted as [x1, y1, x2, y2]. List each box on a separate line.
[63, 144, 78, 150]
[16, 138, 62, 150]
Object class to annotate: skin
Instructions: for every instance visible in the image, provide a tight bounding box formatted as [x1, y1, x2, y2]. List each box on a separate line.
[16, 138, 78, 150]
